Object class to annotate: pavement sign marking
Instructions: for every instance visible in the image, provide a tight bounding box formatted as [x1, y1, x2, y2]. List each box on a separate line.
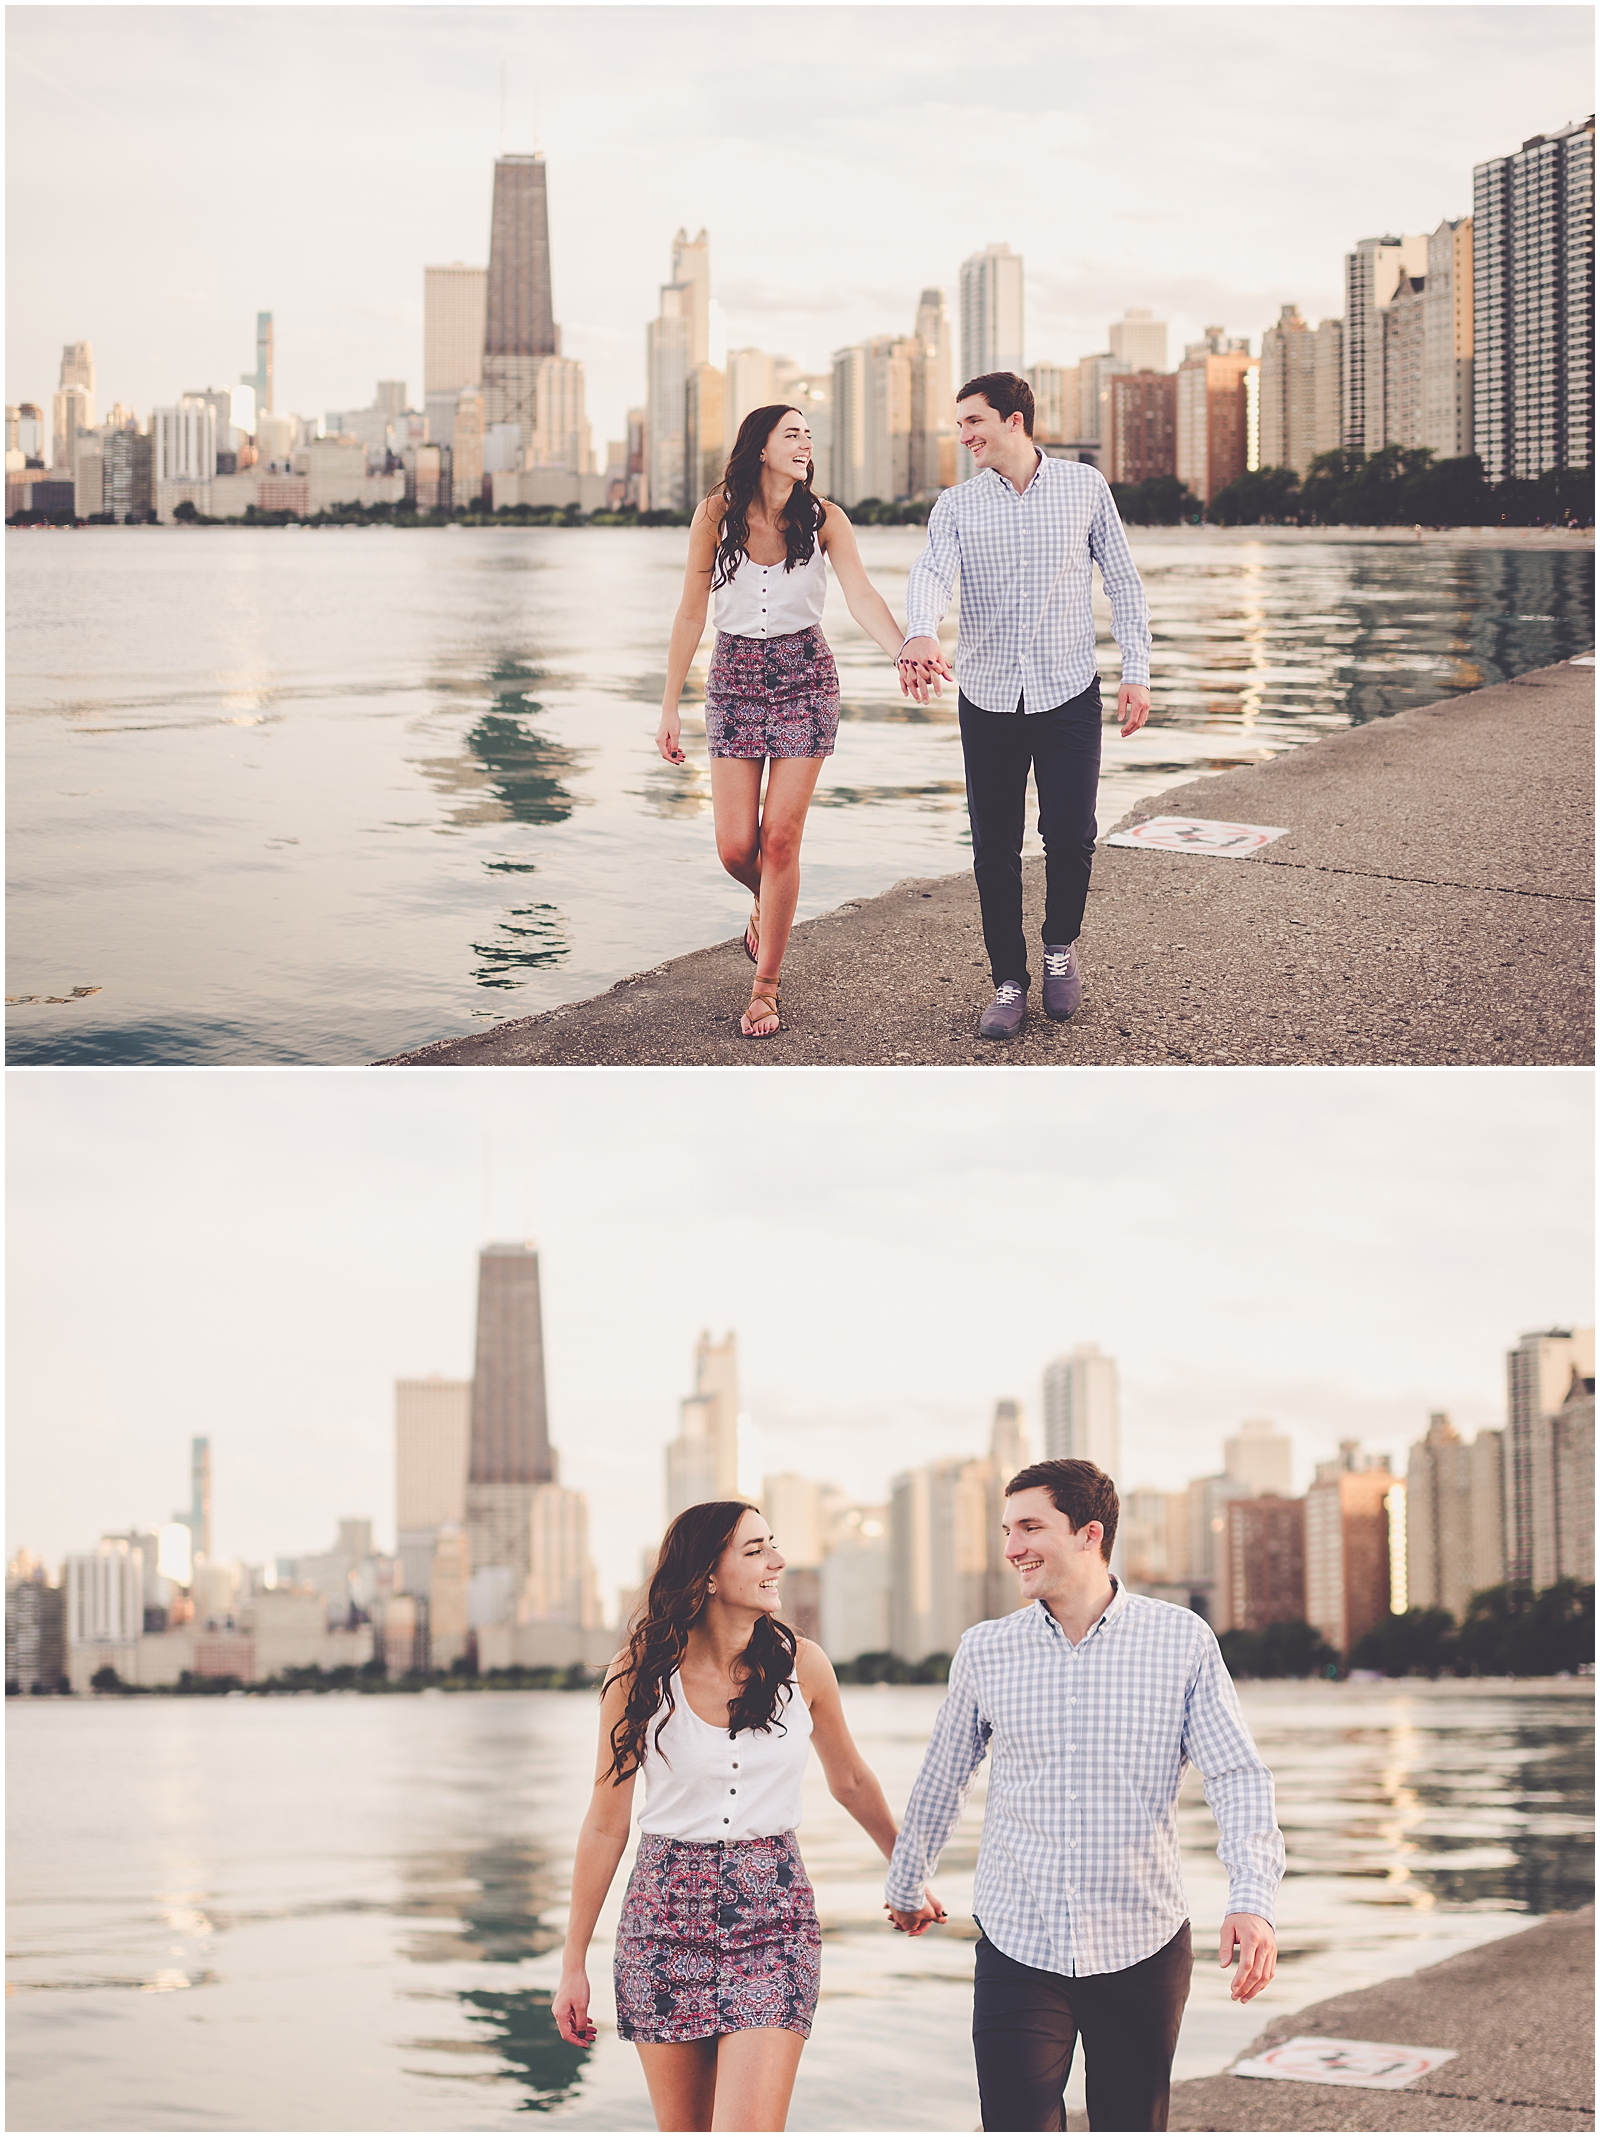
[1104, 815, 1290, 858]
[1232, 2035, 1459, 2091]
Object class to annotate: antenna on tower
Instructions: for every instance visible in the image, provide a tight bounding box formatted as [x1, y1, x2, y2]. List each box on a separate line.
[499, 58, 506, 151]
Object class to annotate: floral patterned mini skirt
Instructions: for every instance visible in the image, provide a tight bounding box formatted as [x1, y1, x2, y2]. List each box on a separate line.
[704, 626, 840, 760]
[613, 1831, 822, 2043]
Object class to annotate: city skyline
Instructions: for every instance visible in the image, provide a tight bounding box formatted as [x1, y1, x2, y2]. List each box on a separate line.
[7, 1069, 1591, 1603]
[6, 9, 1590, 450]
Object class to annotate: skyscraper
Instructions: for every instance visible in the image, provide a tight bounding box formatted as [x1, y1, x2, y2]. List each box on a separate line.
[465, 1243, 555, 1590]
[1223, 1417, 1294, 1497]
[425, 265, 489, 398]
[672, 228, 711, 368]
[1304, 1442, 1398, 1655]
[469, 1244, 554, 1484]
[959, 244, 1024, 385]
[1405, 1413, 1476, 1619]
[1176, 329, 1254, 504]
[395, 1376, 471, 1596]
[51, 343, 94, 474]
[911, 287, 955, 495]
[1041, 1344, 1119, 1475]
[1214, 1496, 1306, 1636]
[1423, 217, 1474, 460]
[1473, 117, 1594, 483]
[665, 1331, 741, 1518]
[1107, 372, 1177, 484]
[646, 282, 693, 512]
[1108, 308, 1168, 371]
[1503, 1326, 1596, 1582]
[175, 1436, 213, 1562]
[241, 312, 274, 416]
[1258, 305, 1319, 474]
[1342, 235, 1427, 450]
[483, 155, 560, 455]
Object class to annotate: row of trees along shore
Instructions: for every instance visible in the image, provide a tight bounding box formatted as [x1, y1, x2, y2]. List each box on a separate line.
[1219, 1578, 1595, 1681]
[1118, 449, 1592, 528]
[67, 1577, 1594, 1697]
[9, 451, 1590, 531]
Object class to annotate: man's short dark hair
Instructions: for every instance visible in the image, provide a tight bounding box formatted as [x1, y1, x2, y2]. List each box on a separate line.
[1004, 1459, 1119, 1562]
[957, 371, 1035, 437]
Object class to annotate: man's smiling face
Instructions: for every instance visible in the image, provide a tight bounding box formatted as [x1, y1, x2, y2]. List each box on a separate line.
[1002, 1485, 1105, 1603]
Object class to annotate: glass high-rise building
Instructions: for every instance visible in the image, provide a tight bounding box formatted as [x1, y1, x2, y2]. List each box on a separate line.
[1041, 1344, 1120, 1477]
[1473, 117, 1594, 483]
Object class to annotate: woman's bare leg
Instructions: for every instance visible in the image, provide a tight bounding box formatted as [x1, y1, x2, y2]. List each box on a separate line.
[711, 2027, 807, 2132]
[752, 753, 825, 959]
[708, 758, 764, 901]
[635, 2039, 719, 2132]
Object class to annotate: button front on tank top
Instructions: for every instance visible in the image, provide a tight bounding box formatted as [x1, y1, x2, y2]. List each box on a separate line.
[712, 542, 829, 640]
[636, 1670, 813, 1842]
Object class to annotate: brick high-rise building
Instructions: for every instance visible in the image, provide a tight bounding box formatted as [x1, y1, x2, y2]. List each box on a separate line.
[1530, 1366, 1596, 1588]
[1423, 217, 1474, 459]
[1305, 1442, 1399, 1655]
[1107, 371, 1176, 484]
[1215, 1495, 1306, 1636]
[1473, 117, 1594, 483]
[1176, 329, 1255, 504]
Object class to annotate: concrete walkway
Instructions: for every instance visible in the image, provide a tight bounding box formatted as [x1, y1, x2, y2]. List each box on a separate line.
[1152, 1906, 1595, 2132]
[382, 658, 1594, 1068]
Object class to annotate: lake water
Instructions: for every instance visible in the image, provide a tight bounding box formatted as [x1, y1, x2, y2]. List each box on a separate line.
[6, 1678, 1591, 2131]
[5, 528, 1592, 1066]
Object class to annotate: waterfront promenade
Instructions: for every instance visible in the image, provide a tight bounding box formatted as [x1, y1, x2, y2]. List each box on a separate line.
[1149, 1905, 1595, 2132]
[385, 654, 1594, 1068]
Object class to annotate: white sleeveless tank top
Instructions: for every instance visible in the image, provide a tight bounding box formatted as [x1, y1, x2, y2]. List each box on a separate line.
[636, 1669, 813, 1842]
[712, 536, 829, 638]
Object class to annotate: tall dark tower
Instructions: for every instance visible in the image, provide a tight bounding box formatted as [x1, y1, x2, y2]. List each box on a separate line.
[465, 1243, 555, 1593]
[469, 1243, 554, 1484]
[483, 154, 558, 450]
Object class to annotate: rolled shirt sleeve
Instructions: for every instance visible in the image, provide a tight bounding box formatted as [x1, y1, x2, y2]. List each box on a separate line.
[1180, 1626, 1286, 1923]
[884, 1634, 992, 1911]
[901, 492, 960, 649]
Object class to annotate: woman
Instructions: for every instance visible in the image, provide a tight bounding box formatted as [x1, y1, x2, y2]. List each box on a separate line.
[552, 1500, 944, 2132]
[656, 405, 940, 1038]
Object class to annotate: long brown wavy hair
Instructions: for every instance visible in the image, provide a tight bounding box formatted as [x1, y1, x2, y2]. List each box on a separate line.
[601, 1499, 798, 1784]
[709, 404, 826, 591]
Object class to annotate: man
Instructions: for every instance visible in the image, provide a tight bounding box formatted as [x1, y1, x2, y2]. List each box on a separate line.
[897, 375, 1152, 1041]
[884, 1458, 1283, 2133]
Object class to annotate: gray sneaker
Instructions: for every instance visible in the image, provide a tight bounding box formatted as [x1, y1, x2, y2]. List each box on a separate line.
[979, 981, 1027, 1040]
[1042, 943, 1082, 1020]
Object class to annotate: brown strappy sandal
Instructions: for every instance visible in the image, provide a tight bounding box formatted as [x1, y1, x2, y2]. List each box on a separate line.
[741, 975, 781, 1039]
[744, 897, 760, 964]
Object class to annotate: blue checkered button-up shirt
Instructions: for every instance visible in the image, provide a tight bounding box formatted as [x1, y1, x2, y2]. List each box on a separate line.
[903, 452, 1152, 714]
[885, 1583, 1285, 1977]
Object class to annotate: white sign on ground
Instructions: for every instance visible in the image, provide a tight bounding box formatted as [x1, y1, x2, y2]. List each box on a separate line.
[1233, 2035, 1459, 2090]
[1103, 816, 1289, 858]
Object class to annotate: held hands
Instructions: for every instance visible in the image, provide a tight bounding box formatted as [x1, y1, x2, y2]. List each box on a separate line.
[885, 1885, 947, 1936]
[1219, 1914, 1276, 2003]
[552, 1965, 597, 2047]
[896, 635, 954, 706]
[1117, 684, 1151, 738]
[655, 710, 685, 766]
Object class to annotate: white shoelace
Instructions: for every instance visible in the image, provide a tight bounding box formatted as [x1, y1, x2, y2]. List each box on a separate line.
[1043, 948, 1075, 977]
[994, 982, 1025, 1004]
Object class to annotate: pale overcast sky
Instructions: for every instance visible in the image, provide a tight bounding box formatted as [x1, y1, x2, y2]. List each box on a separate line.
[6, 6, 1591, 449]
[8, 1070, 1592, 1611]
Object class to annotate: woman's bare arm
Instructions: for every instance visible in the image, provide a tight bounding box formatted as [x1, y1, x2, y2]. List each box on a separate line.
[552, 1657, 641, 2044]
[817, 503, 914, 666]
[656, 498, 722, 761]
